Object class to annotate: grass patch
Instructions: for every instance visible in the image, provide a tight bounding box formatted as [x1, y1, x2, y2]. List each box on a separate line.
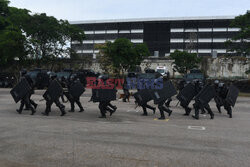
[239, 92, 250, 97]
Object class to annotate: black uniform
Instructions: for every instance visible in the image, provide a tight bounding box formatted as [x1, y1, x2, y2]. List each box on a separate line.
[66, 77, 84, 112]
[122, 80, 130, 102]
[158, 100, 172, 120]
[42, 77, 66, 116]
[218, 84, 232, 118]
[98, 101, 117, 118]
[192, 82, 214, 120]
[214, 81, 223, 113]
[156, 79, 173, 120]
[141, 102, 156, 116]
[24, 75, 38, 110]
[16, 75, 36, 115]
[92, 76, 117, 118]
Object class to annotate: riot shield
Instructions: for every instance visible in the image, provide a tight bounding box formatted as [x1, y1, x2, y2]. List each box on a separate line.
[133, 89, 153, 105]
[43, 80, 63, 102]
[92, 89, 117, 102]
[195, 85, 215, 105]
[10, 78, 31, 103]
[176, 83, 196, 106]
[151, 81, 177, 104]
[226, 85, 239, 107]
[69, 81, 85, 98]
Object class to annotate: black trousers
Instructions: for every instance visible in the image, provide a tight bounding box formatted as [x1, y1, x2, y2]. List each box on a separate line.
[214, 96, 223, 113]
[99, 101, 108, 116]
[45, 99, 65, 115]
[123, 89, 130, 101]
[98, 101, 116, 116]
[25, 93, 37, 109]
[165, 98, 172, 107]
[158, 101, 171, 118]
[180, 102, 191, 115]
[64, 92, 83, 111]
[70, 97, 83, 111]
[18, 95, 35, 114]
[223, 100, 232, 117]
[193, 100, 214, 118]
[142, 103, 155, 115]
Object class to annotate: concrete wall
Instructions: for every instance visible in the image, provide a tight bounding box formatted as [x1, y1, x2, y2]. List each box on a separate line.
[89, 57, 250, 79]
[207, 58, 249, 78]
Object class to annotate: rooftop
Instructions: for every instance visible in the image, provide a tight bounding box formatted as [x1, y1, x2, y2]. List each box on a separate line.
[70, 16, 236, 24]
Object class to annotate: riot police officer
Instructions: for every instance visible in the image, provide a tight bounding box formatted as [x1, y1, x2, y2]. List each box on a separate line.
[218, 83, 233, 118]
[20, 70, 38, 110]
[42, 74, 66, 116]
[192, 81, 214, 120]
[157, 78, 173, 120]
[93, 75, 117, 118]
[214, 80, 223, 113]
[158, 100, 172, 120]
[16, 75, 36, 115]
[122, 80, 130, 102]
[66, 74, 84, 112]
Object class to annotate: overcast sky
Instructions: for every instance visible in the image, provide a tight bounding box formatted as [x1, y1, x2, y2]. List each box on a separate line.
[10, 0, 250, 21]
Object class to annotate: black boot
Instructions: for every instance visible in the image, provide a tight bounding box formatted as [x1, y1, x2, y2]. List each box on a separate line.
[201, 109, 206, 114]
[34, 103, 38, 109]
[60, 107, 66, 116]
[42, 112, 49, 116]
[183, 107, 191, 116]
[16, 109, 22, 114]
[158, 109, 165, 120]
[79, 108, 84, 112]
[217, 105, 221, 113]
[168, 110, 172, 117]
[60, 111, 66, 116]
[153, 108, 156, 114]
[192, 115, 199, 120]
[210, 114, 214, 119]
[30, 107, 36, 115]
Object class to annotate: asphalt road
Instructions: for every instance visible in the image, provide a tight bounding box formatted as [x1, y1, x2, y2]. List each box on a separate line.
[0, 88, 250, 167]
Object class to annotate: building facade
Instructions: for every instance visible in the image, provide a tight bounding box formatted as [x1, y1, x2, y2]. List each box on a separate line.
[70, 16, 241, 58]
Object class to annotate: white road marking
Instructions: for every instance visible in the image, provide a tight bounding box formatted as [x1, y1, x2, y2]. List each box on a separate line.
[188, 126, 206, 130]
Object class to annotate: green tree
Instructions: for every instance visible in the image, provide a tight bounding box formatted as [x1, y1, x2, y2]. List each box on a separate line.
[226, 11, 250, 74]
[226, 11, 250, 56]
[0, 1, 85, 72]
[24, 14, 84, 66]
[97, 38, 150, 75]
[170, 50, 201, 75]
[0, 1, 29, 67]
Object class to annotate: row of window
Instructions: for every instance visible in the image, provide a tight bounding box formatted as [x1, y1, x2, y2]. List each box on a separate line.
[76, 49, 228, 54]
[170, 28, 240, 32]
[76, 50, 100, 54]
[170, 49, 227, 53]
[170, 38, 238, 43]
[82, 27, 240, 35]
[72, 39, 144, 44]
[84, 29, 144, 34]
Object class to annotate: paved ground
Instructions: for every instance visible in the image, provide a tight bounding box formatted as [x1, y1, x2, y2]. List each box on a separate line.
[0, 88, 250, 167]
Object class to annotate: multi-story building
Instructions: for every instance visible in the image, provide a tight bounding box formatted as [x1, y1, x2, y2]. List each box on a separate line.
[70, 16, 241, 58]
